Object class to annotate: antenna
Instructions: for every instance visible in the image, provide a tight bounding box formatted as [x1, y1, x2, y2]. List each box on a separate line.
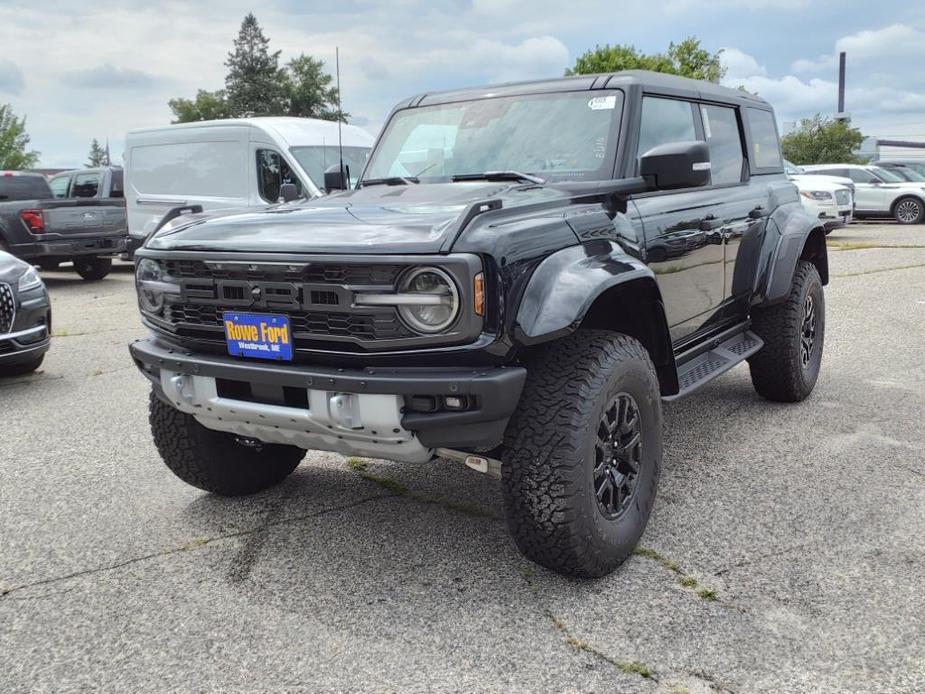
[335, 47, 346, 186]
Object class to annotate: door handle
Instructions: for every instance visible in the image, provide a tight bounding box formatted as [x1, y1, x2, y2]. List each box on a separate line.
[748, 206, 770, 219]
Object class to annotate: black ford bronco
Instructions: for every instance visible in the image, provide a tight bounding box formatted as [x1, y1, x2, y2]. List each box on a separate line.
[130, 71, 827, 577]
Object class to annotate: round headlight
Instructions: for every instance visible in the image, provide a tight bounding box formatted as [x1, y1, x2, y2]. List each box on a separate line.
[136, 258, 166, 314]
[397, 267, 459, 334]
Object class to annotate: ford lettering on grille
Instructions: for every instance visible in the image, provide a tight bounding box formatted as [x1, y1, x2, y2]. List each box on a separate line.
[180, 279, 346, 310]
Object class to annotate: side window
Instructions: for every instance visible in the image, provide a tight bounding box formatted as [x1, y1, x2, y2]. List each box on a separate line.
[848, 169, 878, 184]
[637, 97, 696, 159]
[110, 169, 124, 198]
[48, 175, 71, 198]
[746, 108, 782, 169]
[257, 149, 302, 202]
[72, 173, 101, 198]
[700, 104, 745, 185]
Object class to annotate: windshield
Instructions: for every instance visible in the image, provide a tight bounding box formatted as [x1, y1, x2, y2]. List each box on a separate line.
[783, 159, 804, 175]
[363, 90, 624, 183]
[289, 145, 371, 189]
[872, 166, 905, 183]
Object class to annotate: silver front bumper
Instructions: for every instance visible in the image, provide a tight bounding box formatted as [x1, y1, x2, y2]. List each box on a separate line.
[160, 369, 433, 463]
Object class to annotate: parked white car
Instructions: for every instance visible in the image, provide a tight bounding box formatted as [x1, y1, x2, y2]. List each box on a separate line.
[123, 117, 375, 255]
[783, 160, 853, 232]
[802, 163, 925, 224]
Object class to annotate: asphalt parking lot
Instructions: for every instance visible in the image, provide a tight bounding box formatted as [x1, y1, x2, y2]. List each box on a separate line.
[1, 222, 923, 693]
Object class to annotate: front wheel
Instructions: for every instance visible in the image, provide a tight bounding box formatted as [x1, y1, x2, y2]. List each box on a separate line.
[748, 260, 824, 402]
[149, 390, 305, 496]
[502, 331, 662, 578]
[73, 256, 112, 281]
[893, 197, 924, 225]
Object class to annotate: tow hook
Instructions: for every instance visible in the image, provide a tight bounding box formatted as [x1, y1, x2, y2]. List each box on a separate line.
[235, 436, 264, 451]
[436, 448, 502, 479]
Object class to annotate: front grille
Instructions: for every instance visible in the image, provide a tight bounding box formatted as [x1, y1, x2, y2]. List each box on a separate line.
[0, 283, 14, 334]
[162, 259, 404, 286]
[835, 190, 850, 206]
[163, 302, 414, 342]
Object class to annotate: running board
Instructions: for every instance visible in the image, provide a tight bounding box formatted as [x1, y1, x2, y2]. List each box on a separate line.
[663, 330, 764, 401]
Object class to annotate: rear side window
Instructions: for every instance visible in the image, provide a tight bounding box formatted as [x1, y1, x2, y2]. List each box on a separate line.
[746, 108, 782, 169]
[48, 175, 71, 198]
[848, 169, 879, 184]
[256, 149, 302, 203]
[110, 169, 124, 198]
[637, 97, 696, 159]
[130, 141, 247, 198]
[72, 172, 101, 198]
[700, 104, 745, 185]
[0, 175, 53, 201]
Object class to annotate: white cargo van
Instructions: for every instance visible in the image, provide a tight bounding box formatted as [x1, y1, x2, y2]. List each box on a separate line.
[123, 117, 374, 254]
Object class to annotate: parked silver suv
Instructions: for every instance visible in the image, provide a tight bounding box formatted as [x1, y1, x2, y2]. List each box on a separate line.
[802, 164, 925, 224]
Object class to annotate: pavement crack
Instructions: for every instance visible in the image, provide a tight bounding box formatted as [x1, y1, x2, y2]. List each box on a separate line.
[833, 262, 925, 278]
[0, 495, 388, 600]
[712, 541, 811, 576]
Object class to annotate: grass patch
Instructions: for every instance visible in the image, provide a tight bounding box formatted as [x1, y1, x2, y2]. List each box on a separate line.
[632, 546, 681, 574]
[827, 241, 925, 251]
[553, 613, 656, 681]
[617, 661, 654, 679]
[346, 457, 368, 472]
[696, 587, 718, 601]
[678, 575, 698, 588]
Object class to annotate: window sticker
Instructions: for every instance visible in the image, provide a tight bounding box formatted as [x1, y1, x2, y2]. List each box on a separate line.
[700, 106, 712, 138]
[588, 95, 617, 111]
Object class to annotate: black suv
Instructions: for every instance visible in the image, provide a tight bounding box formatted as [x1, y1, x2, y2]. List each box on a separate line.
[130, 71, 828, 577]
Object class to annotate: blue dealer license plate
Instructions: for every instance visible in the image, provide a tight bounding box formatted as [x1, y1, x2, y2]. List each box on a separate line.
[223, 312, 293, 361]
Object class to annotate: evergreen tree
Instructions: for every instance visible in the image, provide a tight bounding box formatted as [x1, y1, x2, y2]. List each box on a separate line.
[87, 138, 108, 167]
[0, 104, 40, 169]
[224, 13, 287, 116]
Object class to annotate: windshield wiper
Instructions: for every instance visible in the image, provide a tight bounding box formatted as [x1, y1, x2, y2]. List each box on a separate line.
[360, 176, 419, 187]
[451, 171, 546, 185]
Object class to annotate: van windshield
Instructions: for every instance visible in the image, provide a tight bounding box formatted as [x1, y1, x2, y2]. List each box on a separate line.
[363, 90, 624, 183]
[289, 146, 370, 189]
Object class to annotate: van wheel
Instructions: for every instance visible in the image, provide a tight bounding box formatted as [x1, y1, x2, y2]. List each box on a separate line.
[73, 256, 112, 281]
[893, 197, 924, 224]
[502, 331, 662, 578]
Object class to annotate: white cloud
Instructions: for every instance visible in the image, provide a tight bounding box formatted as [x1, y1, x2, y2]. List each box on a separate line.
[720, 47, 766, 81]
[791, 54, 835, 74]
[0, 59, 25, 95]
[836, 24, 925, 60]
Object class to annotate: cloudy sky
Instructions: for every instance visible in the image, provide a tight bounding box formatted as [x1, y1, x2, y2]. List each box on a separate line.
[1, 0, 923, 167]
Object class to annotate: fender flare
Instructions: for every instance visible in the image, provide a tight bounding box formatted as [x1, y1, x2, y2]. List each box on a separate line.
[515, 241, 655, 342]
[763, 203, 828, 305]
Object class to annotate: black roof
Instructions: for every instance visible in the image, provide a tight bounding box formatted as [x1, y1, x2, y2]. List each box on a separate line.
[410, 70, 770, 110]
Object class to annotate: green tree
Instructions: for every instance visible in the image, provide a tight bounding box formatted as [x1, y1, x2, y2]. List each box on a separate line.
[169, 89, 233, 123]
[567, 36, 725, 83]
[781, 114, 866, 165]
[87, 138, 109, 167]
[0, 104, 40, 169]
[284, 54, 345, 122]
[224, 13, 287, 116]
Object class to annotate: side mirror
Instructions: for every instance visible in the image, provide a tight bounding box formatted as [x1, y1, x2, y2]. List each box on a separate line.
[324, 164, 349, 192]
[278, 183, 299, 203]
[639, 141, 711, 191]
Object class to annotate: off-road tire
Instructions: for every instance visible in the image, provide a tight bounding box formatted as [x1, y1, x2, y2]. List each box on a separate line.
[73, 256, 112, 281]
[748, 260, 824, 402]
[502, 331, 662, 578]
[892, 196, 925, 225]
[0, 354, 44, 377]
[149, 390, 305, 496]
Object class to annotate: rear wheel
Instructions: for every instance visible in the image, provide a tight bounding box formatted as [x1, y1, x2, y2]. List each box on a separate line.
[502, 331, 662, 578]
[73, 256, 112, 281]
[149, 390, 305, 496]
[893, 197, 924, 225]
[748, 260, 824, 402]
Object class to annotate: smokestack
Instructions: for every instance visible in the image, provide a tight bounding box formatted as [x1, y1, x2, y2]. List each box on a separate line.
[837, 52, 846, 114]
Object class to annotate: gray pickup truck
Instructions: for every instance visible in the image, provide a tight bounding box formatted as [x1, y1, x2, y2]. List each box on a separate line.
[0, 171, 128, 280]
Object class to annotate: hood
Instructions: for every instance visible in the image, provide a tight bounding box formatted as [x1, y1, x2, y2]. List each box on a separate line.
[145, 182, 568, 255]
[789, 175, 849, 193]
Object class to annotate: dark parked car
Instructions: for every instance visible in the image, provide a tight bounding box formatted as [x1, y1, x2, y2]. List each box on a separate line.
[0, 249, 51, 376]
[0, 171, 128, 280]
[130, 71, 828, 577]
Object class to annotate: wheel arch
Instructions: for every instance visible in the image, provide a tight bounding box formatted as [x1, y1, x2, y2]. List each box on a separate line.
[514, 242, 678, 395]
[762, 203, 828, 305]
